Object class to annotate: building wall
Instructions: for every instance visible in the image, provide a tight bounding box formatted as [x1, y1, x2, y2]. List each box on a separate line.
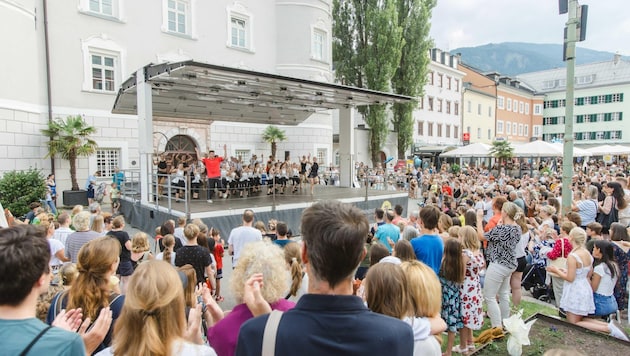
[460, 64, 496, 144]
[495, 82, 542, 143]
[0, 0, 334, 192]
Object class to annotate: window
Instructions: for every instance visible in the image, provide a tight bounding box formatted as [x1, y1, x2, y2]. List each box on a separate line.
[506, 122, 511, 135]
[96, 149, 120, 178]
[446, 124, 451, 138]
[89, 0, 113, 15]
[467, 126, 471, 134]
[487, 129, 492, 139]
[518, 124, 523, 136]
[445, 100, 451, 114]
[519, 102, 524, 113]
[427, 72, 434, 85]
[418, 97, 424, 109]
[513, 100, 518, 113]
[311, 28, 327, 61]
[507, 98, 512, 111]
[428, 122, 434, 136]
[611, 131, 622, 139]
[533, 125, 542, 137]
[497, 96, 505, 109]
[477, 127, 481, 139]
[467, 100, 472, 113]
[437, 73, 443, 88]
[497, 120, 504, 134]
[316, 148, 327, 166]
[227, 3, 253, 51]
[524, 124, 529, 136]
[417, 121, 424, 135]
[167, 0, 189, 34]
[453, 126, 459, 139]
[91, 54, 116, 92]
[437, 124, 442, 137]
[81, 35, 124, 93]
[437, 99, 442, 113]
[454, 79, 460, 92]
[525, 103, 530, 115]
[488, 106, 492, 117]
[428, 97, 434, 111]
[477, 103, 481, 115]
[446, 77, 451, 90]
[235, 149, 251, 162]
[80, 0, 120, 19]
[454, 102, 459, 115]
[534, 104, 542, 115]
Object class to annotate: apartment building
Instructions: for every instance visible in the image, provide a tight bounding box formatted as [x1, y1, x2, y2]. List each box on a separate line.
[1, 0, 334, 191]
[518, 55, 630, 145]
[460, 63, 496, 144]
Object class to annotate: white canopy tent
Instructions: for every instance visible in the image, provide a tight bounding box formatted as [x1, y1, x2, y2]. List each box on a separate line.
[440, 143, 492, 158]
[513, 140, 591, 157]
[585, 144, 630, 155]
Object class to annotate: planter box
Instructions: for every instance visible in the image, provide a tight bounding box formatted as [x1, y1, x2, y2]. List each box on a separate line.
[63, 190, 88, 207]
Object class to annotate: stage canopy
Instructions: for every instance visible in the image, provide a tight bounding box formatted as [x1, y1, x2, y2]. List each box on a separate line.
[440, 143, 491, 158]
[585, 144, 630, 155]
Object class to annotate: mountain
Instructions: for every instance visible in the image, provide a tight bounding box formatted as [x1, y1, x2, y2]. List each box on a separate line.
[452, 42, 627, 76]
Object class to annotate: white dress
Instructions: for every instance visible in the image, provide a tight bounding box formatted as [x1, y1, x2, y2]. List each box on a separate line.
[559, 252, 595, 316]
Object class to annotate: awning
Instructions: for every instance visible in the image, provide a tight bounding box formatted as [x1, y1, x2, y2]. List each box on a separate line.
[112, 61, 413, 125]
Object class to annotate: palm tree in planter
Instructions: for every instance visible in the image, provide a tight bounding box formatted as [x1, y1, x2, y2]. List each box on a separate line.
[262, 125, 286, 160]
[42, 115, 98, 205]
[489, 140, 514, 169]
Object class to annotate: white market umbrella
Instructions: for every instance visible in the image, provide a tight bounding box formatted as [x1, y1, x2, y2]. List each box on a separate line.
[551, 143, 591, 157]
[440, 143, 492, 158]
[513, 140, 564, 157]
[586, 144, 630, 155]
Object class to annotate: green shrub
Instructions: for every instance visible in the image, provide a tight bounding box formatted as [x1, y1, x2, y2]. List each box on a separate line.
[0, 169, 47, 217]
[451, 163, 461, 174]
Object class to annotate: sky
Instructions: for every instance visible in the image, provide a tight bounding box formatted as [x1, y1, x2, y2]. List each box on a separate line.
[430, 0, 630, 55]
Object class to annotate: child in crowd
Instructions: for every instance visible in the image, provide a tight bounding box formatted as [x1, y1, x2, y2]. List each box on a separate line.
[590, 240, 619, 317]
[211, 228, 225, 302]
[440, 238, 465, 356]
[156, 234, 176, 265]
[110, 182, 120, 215]
[457, 226, 485, 353]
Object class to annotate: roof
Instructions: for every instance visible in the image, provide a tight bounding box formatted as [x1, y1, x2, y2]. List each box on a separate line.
[112, 61, 413, 125]
[517, 58, 630, 93]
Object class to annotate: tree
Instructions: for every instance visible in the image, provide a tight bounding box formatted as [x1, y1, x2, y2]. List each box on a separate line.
[42, 115, 98, 191]
[262, 125, 286, 159]
[391, 0, 436, 159]
[0, 169, 47, 217]
[333, 0, 404, 166]
[489, 140, 514, 167]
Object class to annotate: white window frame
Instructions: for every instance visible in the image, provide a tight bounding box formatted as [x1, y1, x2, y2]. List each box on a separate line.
[79, 0, 123, 21]
[497, 96, 505, 109]
[534, 104, 542, 115]
[88, 140, 129, 173]
[519, 102, 524, 114]
[506, 122, 511, 135]
[497, 120, 504, 134]
[513, 100, 518, 113]
[81, 35, 125, 94]
[525, 103, 530, 115]
[234, 149, 251, 162]
[311, 27, 328, 62]
[95, 148, 121, 178]
[524, 124, 529, 137]
[161, 0, 196, 39]
[533, 125, 542, 137]
[226, 3, 255, 52]
[477, 127, 481, 139]
[507, 98, 512, 111]
[488, 106, 492, 117]
[487, 129, 492, 139]
[518, 124, 523, 136]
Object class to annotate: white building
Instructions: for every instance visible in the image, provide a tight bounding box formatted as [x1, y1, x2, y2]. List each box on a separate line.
[517, 54, 630, 145]
[1, 0, 335, 194]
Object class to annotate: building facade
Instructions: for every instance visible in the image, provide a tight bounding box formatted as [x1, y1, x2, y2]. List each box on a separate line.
[492, 75, 544, 143]
[460, 63, 496, 144]
[1, 0, 334, 192]
[518, 55, 630, 145]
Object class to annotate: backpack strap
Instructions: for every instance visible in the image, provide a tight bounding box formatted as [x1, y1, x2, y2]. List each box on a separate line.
[53, 290, 69, 320]
[262, 310, 283, 356]
[19, 326, 52, 356]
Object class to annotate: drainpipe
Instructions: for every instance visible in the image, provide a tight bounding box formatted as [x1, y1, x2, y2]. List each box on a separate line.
[43, 0, 55, 175]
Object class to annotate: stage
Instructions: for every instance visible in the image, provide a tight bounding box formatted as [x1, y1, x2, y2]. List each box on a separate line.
[120, 186, 409, 237]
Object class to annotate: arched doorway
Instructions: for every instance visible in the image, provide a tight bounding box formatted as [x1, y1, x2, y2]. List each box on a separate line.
[165, 134, 198, 167]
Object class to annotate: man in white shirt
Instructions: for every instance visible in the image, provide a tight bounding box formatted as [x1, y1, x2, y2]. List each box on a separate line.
[228, 209, 262, 268]
[173, 216, 187, 246]
[52, 213, 74, 246]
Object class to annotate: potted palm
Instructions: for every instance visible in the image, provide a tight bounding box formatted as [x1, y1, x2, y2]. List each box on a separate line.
[42, 115, 98, 206]
[262, 125, 287, 160]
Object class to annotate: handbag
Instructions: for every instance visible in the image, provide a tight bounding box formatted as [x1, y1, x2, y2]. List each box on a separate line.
[548, 238, 567, 277]
[597, 197, 618, 229]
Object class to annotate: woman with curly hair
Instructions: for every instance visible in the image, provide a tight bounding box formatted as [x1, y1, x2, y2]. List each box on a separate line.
[98, 260, 216, 356]
[204, 241, 294, 356]
[47, 236, 124, 354]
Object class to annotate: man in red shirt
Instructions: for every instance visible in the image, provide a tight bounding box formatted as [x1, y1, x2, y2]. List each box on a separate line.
[195, 144, 227, 203]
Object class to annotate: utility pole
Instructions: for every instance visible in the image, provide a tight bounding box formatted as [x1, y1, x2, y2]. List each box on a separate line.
[560, 0, 587, 216]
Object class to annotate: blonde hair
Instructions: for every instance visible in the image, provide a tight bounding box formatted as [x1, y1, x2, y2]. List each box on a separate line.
[72, 211, 91, 231]
[111, 261, 187, 356]
[68, 237, 120, 320]
[502, 202, 524, 222]
[438, 213, 452, 233]
[59, 263, 79, 287]
[365, 263, 409, 320]
[284, 242, 303, 297]
[183, 224, 200, 241]
[176, 264, 197, 308]
[569, 227, 587, 248]
[131, 232, 150, 253]
[459, 225, 481, 250]
[161, 234, 175, 265]
[401, 260, 441, 317]
[71, 205, 84, 217]
[112, 215, 125, 229]
[448, 226, 460, 239]
[90, 214, 105, 233]
[230, 241, 288, 303]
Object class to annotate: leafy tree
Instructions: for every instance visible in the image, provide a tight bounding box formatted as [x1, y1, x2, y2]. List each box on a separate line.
[262, 125, 286, 159]
[41, 115, 98, 191]
[489, 140, 514, 167]
[0, 169, 47, 217]
[333, 0, 404, 166]
[391, 0, 436, 159]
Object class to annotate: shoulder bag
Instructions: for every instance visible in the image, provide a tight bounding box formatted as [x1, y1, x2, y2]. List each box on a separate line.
[597, 197, 618, 230]
[548, 238, 567, 277]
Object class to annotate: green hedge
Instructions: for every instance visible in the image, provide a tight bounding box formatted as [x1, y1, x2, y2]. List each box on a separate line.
[0, 169, 47, 217]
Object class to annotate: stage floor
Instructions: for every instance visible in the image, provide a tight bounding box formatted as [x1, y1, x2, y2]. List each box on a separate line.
[148, 186, 408, 219]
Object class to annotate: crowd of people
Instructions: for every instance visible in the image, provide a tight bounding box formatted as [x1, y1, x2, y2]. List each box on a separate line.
[2, 155, 630, 355]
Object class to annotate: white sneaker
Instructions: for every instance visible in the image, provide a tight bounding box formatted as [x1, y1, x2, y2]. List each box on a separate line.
[207, 199, 213, 203]
[609, 320, 630, 341]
